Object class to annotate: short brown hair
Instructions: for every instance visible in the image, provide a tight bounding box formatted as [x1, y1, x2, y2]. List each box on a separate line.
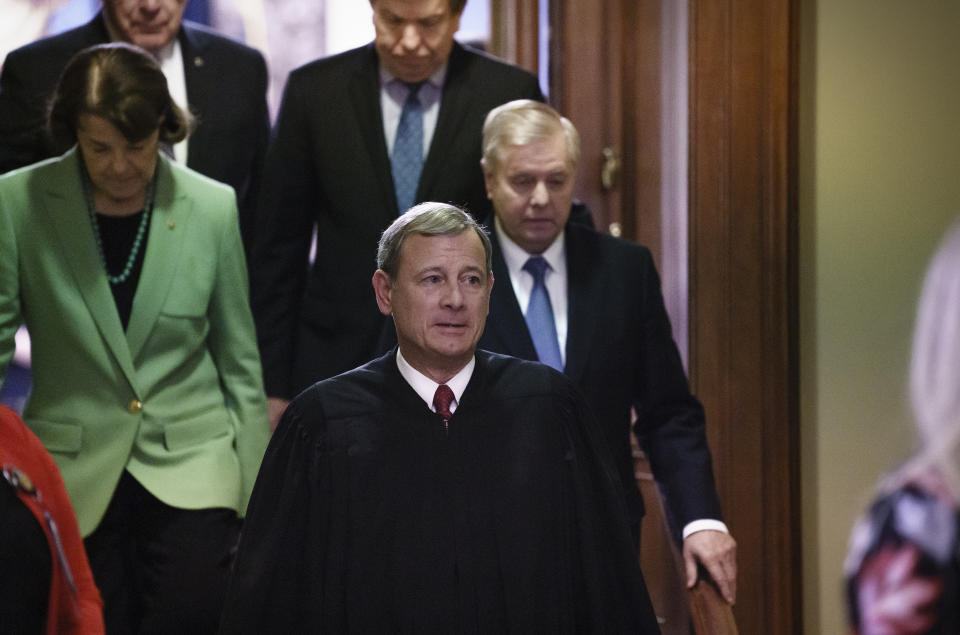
[369, 0, 467, 15]
[47, 42, 192, 152]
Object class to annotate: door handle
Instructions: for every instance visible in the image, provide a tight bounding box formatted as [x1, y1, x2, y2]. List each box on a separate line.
[601, 146, 620, 191]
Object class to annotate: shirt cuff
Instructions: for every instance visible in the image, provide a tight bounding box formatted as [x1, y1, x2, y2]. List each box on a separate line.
[682, 519, 729, 540]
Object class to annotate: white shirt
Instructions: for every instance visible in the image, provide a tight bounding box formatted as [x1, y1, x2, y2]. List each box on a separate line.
[493, 219, 727, 539]
[396, 349, 473, 415]
[494, 218, 568, 367]
[379, 63, 446, 159]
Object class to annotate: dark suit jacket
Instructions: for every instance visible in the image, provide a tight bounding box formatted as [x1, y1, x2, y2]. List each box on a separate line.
[478, 220, 723, 532]
[221, 349, 659, 633]
[251, 42, 543, 399]
[0, 13, 269, 252]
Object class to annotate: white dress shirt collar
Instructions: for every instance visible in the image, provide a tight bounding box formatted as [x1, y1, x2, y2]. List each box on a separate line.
[494, 218, 569, 364]
[494, 217, 566, 279]
[378, 61, 448, 92]
[396, 349, 474, 415]
[380, 63, 447, 158]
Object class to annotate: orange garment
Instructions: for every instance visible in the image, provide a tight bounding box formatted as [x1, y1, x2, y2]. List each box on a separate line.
[0, 405, 104, 634]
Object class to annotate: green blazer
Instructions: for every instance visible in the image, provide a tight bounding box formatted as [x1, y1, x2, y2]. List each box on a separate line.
[0, 148, 270, 536]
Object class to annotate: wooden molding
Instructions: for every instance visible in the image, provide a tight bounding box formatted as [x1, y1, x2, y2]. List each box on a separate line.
[489, 0, 539, 73]
[688, 0, 801, 632]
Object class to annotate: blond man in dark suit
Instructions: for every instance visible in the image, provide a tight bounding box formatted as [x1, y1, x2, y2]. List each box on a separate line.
[478, 100, 738, 604]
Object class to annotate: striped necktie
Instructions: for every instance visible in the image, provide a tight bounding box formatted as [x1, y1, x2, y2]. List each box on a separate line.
[391, 81, 425, 214]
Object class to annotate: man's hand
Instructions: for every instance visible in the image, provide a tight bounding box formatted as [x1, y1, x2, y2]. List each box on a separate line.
[683, 529, 737, 604]
[267, 397, 290, 433]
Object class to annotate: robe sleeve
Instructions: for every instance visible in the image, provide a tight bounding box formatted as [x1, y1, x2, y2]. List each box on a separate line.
[219, 394, 348, 633]
[560, 384, 661, 633]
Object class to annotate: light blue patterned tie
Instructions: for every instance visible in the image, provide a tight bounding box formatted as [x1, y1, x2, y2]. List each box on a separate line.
[523, 257, 563, 371]
[391, 81, 424, 214]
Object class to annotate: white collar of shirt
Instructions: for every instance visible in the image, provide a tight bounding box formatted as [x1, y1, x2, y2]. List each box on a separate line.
[380, 63, 447, 158]
[494, 218, 569, 363]
[153, 37, 189, 164]
[396, 348, 474, 415]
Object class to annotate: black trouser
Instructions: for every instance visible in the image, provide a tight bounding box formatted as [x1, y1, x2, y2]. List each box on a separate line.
[84, 471, 239, 634]
[0, 481, 50, 633]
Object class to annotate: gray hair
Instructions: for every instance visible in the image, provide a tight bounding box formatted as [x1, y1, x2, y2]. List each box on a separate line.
[481, 99, 580, 172]
[377, 202, 492, 279]
[906, 220, 960, 495]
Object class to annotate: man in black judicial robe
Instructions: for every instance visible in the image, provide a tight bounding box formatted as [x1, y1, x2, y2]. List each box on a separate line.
[220, 203, 659, 633]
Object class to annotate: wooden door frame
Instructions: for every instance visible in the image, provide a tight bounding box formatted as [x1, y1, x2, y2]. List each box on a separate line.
[490, 0, 540, 74]
[688, 0, 800, 631]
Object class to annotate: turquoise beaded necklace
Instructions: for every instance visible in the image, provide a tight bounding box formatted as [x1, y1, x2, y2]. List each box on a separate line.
[80, 158, 157, 285]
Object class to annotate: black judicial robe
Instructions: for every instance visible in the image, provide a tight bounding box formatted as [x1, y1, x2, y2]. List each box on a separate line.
[220, 350, 659, 634]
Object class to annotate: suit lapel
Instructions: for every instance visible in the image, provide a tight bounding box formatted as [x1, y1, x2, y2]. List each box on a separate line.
[486, 232, 538, 359]
[418, 44, 470, 201]
[179, 25, 210, 169]
[349, 45, 398, 216]
[125, 158, 186, 361]
[39, 150, 138, 389]
[84, 12, 112, 44]
[563, 227, 603, 383]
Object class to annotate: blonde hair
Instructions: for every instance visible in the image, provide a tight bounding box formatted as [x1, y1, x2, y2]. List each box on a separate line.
[481, 99, 580, 172]
[903, 221, 960, 496]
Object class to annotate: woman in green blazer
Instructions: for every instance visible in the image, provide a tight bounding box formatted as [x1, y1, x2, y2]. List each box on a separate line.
[0, 43, 269, 632]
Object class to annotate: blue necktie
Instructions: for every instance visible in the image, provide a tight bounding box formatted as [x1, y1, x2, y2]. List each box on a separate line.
[391, 82, 424, 214]
[523, 257, 563, 371]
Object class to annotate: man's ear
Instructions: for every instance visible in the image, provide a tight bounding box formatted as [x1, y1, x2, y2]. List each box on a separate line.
[484, 272, 494, 315]
[372, 270, 393, 316]
[481, 158, 494, 199]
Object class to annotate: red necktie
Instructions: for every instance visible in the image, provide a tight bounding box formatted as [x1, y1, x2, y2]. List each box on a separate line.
[433, 384, 455, 434]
